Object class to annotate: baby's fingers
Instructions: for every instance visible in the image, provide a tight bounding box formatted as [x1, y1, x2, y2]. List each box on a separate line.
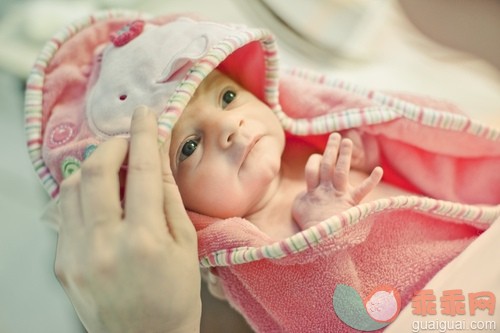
[333, 139, 353, 192]
[305, 154, 322, 191]
[320, 133, 341, 184]
[351, 166, 383, 203]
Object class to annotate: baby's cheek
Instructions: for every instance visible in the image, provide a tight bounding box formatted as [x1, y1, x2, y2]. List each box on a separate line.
[180, 178, 239, 218]
[254, 144, 282, 178]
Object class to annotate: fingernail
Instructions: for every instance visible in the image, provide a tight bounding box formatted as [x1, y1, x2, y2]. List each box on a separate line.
[330, 133, 340, 140]
[133, 106, 149, 119]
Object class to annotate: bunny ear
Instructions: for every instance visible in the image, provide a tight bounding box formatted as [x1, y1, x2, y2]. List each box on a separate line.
[84, 19, 240, 140]
[157, 34, 209, 83]
[26, 10, 281, 199]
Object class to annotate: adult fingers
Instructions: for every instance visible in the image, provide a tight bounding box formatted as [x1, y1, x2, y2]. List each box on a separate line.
[160, 133, 196, 243]
[124, 107, 164, 227]
[59, 171, 84, 233]
[304, 154, 321, 192]
[320, 133, 341, 185]
[333, 139, 353, 192]
[352, 166, 383, 203]
[80, 137, 128, 227]
[55, 172, 85, 289]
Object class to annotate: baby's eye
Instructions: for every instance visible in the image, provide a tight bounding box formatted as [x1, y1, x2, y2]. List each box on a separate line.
[221, 90, 237, 108]
[179, 139, 199, 162]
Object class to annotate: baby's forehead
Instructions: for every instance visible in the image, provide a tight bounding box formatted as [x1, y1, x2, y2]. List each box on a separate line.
[171, 71, 226, 127]
[192, 70, 244, 98]
[172, 69, 246, 130]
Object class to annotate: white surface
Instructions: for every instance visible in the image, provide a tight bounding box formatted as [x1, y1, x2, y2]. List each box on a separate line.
[0, 0, 498, 332]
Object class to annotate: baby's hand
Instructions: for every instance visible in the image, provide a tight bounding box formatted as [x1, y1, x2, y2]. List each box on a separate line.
[292, 133, 383, 230]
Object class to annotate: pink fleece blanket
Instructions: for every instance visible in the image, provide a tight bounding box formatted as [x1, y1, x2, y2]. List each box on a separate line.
[194, 68, 500, 332]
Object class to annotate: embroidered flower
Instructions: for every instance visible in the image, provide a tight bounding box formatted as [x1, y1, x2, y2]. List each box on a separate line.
[110, 20, 145, 47]
[61, 156, 81, 178]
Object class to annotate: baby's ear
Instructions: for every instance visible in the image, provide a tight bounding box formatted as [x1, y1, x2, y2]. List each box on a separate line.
[40, 198, 62, 232]
[341, 130, 366, 170]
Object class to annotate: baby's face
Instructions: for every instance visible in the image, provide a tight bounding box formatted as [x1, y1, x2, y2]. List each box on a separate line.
[169, 70, 285, 218]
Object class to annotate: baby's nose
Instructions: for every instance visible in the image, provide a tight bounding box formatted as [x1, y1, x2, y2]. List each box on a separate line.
[213, 115, 243, 149]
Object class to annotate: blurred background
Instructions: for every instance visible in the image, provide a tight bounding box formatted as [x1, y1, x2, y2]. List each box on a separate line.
[0, 0, 498, 332]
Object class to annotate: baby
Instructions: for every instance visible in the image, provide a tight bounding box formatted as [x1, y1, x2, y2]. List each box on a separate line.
[29, 14, 406, 235]
[169, 69, 400, 239]
[28, 13, 496, 332]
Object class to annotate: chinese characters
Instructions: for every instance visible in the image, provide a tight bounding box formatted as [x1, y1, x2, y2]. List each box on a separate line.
[412, 289, 495, 317]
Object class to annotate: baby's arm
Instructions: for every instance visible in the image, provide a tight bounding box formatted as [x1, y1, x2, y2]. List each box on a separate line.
[292, 133, 383, 230]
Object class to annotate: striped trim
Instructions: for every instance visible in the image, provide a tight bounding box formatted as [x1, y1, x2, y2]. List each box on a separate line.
[282, 67, 500, 140]
[199, 195, 499, 267]
[25, 10, 150, 198]
[157, 27, 280, 143]
[198, 66, 500, 268]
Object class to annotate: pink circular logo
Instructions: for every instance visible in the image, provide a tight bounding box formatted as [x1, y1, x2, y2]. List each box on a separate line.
[48, 123, 77, 148]
[364, 285, 401, 323]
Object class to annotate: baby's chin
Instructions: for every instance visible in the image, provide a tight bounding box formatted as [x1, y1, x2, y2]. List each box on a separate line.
[186, 177, 279, 220]
[188, 205, 248, 220]
[184, 154, 282, 220]
[183, 189, 254, 219]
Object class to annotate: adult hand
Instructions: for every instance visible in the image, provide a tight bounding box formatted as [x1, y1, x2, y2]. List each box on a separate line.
[55, 107, 201, 333]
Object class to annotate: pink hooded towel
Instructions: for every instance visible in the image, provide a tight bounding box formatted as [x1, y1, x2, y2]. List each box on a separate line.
[24, 10, 500, 333]
[195, 68, 500, 332]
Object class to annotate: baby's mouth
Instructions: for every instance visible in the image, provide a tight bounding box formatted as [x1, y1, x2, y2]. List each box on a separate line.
[239, 136, 262, 167]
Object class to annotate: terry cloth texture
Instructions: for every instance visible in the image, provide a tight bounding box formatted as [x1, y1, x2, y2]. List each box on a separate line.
[26, 10, 500, 333]
[25, 10, 279, 198]
[193, 69, 500, 332]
